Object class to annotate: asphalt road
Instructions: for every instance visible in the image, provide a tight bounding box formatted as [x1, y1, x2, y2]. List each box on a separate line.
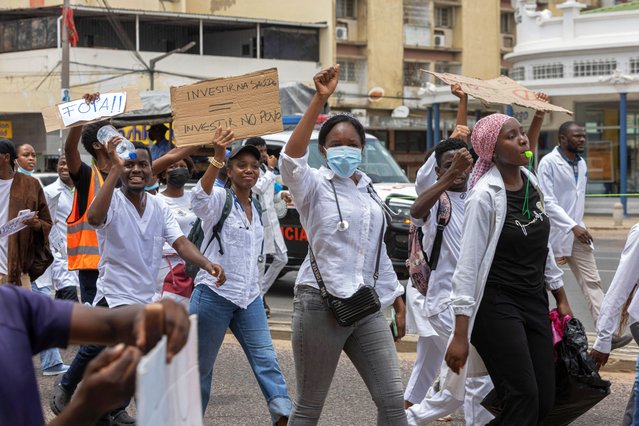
[265, 232, 629, 334]
[38, 340, 633, 425]
[36, 231, 635, 425]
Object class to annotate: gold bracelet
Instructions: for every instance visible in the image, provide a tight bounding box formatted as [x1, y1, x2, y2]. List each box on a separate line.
[208, 157, 225, 169]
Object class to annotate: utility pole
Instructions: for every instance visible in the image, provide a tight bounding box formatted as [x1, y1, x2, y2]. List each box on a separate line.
[60, 0, 70, 150]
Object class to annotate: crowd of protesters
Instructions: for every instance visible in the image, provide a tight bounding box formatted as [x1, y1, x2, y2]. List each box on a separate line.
[1, 64, 638, 426]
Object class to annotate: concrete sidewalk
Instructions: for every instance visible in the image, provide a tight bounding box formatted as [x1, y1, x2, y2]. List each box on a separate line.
[265, 318, 638, 373]
[584, 214, 637, 231]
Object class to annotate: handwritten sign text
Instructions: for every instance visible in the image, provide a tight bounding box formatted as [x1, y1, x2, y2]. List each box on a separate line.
[171, 68, 283, 147]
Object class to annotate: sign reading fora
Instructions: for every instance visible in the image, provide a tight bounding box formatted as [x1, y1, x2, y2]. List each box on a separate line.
[41, 88, 143, 132]
[171, 68, 283, 147]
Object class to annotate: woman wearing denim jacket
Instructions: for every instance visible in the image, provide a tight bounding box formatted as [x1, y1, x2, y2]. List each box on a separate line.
[280, 66, 407, 425]
[444, 113, 573, 425]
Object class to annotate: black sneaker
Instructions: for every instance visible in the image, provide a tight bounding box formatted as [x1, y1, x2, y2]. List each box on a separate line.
[612, 334, 633, 350]
[50, 383, 72, 415]
[111, 410, 135, 426]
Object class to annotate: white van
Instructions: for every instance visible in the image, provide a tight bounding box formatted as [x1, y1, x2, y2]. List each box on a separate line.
[262, 130, 417, 278]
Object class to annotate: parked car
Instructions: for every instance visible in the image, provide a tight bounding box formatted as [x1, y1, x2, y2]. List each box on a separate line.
[260, 130, 417, 279]
[33, 172, 58, 187]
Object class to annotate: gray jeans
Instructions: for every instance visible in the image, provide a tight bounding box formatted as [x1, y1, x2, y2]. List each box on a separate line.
[621, 322, 639, 426]
[289, 285, 407, 426]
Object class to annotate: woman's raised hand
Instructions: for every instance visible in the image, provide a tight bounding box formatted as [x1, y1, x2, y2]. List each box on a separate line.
[211, 127, 234, 158]
[314, 65, 340, 100]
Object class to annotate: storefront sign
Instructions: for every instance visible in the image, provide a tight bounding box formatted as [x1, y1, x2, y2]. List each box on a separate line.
[425, 71, 573, 114]
[170, 68, 283, 147]
[0, 121, 12, 138]
[587, 140, 615, 182]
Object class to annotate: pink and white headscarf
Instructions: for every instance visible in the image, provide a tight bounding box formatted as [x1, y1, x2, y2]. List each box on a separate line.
[468, 113, 513, 190]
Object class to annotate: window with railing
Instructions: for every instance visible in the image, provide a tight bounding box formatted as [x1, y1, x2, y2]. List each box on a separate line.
[403, 0, 429, 27]
[337, 59, 363, 83]
[435, 7, 453, 28]
[336, 0, 357, 19]
[630, 58, 639, 74]
[433, 62, 461, 84]
[404, 61, 430, 87]
[532, 63, 564, 79]
[508, 67, 525, 80]
[573, 59, 617, 77]
[500, 12, 513, 34]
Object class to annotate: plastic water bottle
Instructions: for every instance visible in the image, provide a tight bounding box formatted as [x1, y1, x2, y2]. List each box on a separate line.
[96, 125, 137, 160]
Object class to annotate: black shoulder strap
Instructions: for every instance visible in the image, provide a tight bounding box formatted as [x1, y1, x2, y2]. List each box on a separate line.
[202, 188, 234, 255]
[309, 184, 387, 299]
[429, 191, 452, 270]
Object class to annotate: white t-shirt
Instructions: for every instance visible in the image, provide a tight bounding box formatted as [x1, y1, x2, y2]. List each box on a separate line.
[94, 189, 184, 307]
[156, 192, 197, 256]
[0, 178, 13, 275]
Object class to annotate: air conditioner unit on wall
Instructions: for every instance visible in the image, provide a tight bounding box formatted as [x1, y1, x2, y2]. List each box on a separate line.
[433, 28, 453, 48]
[501, 34, 515, 50]
[336, 24, 349, 41]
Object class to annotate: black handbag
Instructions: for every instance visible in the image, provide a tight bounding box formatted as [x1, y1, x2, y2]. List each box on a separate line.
[308, 185, 386, 327]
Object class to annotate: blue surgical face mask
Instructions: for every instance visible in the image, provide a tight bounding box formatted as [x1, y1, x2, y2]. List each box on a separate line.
[17, 165, 34, 176]
[325, 146, 362, 178]
[144, 181, 159, 192]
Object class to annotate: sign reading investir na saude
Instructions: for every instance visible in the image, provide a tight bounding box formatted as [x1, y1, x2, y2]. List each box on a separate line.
[424, 71, 573, 115]
[170, 68, 283, 147]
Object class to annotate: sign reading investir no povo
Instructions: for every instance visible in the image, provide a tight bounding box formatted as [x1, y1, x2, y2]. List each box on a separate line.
[170, 68, 283, 147]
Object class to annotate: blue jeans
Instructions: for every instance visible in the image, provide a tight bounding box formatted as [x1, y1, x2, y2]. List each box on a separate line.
[189, 285, 291, 423]
[31, 283, 65, 371]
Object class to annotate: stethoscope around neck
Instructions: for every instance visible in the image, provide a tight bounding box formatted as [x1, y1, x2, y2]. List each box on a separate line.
[329, 179, 396, 232]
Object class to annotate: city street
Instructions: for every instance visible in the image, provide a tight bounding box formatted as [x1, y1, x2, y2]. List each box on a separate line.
[36, 227, 635, 425]
[38, 338, 634, 425]
[265, 229, 631, 335]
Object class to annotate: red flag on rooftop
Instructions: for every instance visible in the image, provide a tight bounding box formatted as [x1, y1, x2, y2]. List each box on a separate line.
[62, 7, 79, 47]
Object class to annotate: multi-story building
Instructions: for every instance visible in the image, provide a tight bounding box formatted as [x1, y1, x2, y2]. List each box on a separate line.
[333, 0, 515, 178]
[0, 0, 332, 169]
[1, 0, 515, 178]
[506, 0, 639, 213]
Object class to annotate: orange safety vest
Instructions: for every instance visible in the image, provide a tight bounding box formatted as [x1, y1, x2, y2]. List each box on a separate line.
[67, 164, 104, 270]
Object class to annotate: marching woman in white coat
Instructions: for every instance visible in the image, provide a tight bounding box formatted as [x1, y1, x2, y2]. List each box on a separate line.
[444, 113, 573, 425]
[591, 223, 639, 425]
[280, 65, 407, 425]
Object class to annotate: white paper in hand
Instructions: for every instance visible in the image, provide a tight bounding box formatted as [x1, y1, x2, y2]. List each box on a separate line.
[136, 315, 203, 426]
[0, 210, 36, 239]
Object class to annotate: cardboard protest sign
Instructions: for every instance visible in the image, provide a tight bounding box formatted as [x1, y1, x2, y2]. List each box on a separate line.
[170, 68, 283, 147]
[424, 71, 573, 114]
[41, 88, 143, 132]
[136, 315, 202, 426]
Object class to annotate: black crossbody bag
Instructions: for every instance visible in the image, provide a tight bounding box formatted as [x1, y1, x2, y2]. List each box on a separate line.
[308, 184, 386, 327]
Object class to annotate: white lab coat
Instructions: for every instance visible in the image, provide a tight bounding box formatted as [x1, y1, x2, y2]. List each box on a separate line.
[593, 223, 639, 354]
[443, 166, 564, 400]
[537, 147, 588, 257]
[253, 168, 287, 255]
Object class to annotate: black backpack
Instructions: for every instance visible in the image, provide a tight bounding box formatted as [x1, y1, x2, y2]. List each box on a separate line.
[185, 189, 262, 279]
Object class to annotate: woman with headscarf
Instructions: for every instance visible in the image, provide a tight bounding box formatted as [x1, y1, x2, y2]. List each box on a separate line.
[443, 113, 572, 425]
